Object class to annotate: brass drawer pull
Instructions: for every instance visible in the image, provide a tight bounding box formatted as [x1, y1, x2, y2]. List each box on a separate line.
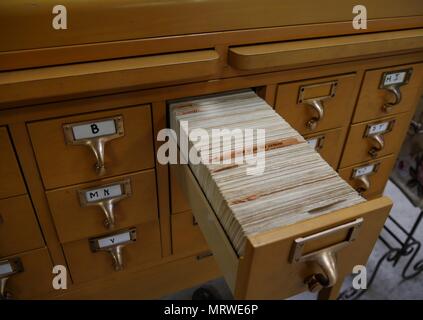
[355, 175, 371, 194]
[368, 134, 385, 158]
[351, 163, 380, 194]
[63, 116, 124, 175]
[379, 68, 413, 113]
[298, 81, 338, 131]
[0, 258, 24, 300]
[78, 179, 132, 229]
[364, 120, 395, 158]
[290, 218, 363, 292]
[383, 85, 402, 112]
[305, 100, 324, 130]
[90, 228, 136, 271]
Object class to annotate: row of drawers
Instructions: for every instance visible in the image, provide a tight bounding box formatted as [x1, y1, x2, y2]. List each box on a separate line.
[275, 63, 422, 134]
[1, 60, 422, 298]
[1, 105, 161, 298]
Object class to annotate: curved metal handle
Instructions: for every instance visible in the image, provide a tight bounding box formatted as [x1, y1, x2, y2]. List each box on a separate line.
[108, 245, 125, 271]
[368, 134, 385, 158]
[98, 200, 116, 229]
[305, 99, 325, 130]
[86, 138, 107, 175]
[0, 277, 11, 300]
[383, 85, 402, 112]
[305, 251, 338, 292]
[355, 175, 370, 194]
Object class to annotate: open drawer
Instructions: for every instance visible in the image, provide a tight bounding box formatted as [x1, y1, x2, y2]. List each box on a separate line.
[169, 90, 392, 299]
[174, 164, 391, 299]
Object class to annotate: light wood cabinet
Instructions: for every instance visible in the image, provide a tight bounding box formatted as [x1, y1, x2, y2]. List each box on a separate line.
[0, 4, 422, 299]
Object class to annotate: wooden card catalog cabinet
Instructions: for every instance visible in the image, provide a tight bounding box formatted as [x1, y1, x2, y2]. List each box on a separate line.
[1, 1, 423, 300]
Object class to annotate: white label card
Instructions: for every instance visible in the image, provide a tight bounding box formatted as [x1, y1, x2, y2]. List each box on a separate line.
[0, 262, 13, 276]
[307, 137, 319, 150]
[354, 164, 375, 177]
[84, 184, 123, 203]
[97, 232, 132, 249]
[383, 72, 407, 86]
[368, 122, 390, 135]
[72, 119, 116, 140]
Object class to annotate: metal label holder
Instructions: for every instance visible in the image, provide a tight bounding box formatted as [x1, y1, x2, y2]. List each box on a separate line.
[63, 115, 124, 174]
[78, 179, 132, 229]
[298, 80, 338, 130]
[378, 68, 413, 112]
[363, 119, 396, 158]
[89, 228, 137, 272]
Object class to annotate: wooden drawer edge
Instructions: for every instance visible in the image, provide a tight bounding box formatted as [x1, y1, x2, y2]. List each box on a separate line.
[173, 163, 239, 291]
[0, 50, 220, 105]
[229, 29, 423, 70]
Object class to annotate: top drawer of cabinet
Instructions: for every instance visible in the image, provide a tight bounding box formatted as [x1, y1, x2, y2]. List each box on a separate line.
[28, 105, 155, 189]
[353, 63, 423, 123]
[275, 74, 358, 135]
[0, 127, 26, 199]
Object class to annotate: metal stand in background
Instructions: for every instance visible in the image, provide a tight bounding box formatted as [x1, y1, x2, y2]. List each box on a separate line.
[339, 180, 423, 300]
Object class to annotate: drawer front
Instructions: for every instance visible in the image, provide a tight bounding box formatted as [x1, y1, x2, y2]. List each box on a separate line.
[170, 167, 191, 214]
[28, 105, 155, 189]
[63, 221, 161, 283]
[236, 198, 391, 299]
[353, 63, 423, 123]
[47, 170, 159, 243]
[338, 155, 396, 198]
[1, 248, 54, 299]
[0, 195, 44, 258]
[275, 74, 357, 135]
[303, 127, 347, 169]
[172, 211, 208, 256]
[0, 127, 26, 199]
[340, 112, 411, 168]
